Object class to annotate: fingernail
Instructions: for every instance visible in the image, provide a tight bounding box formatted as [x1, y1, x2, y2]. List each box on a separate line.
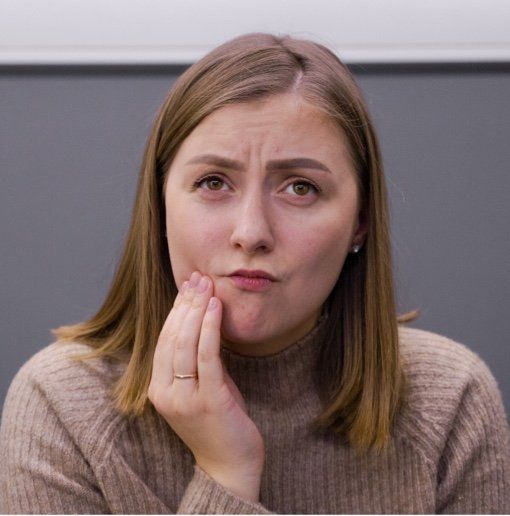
[197, 276, 209, 293]
[189, 272, 200, 288]
[207, 297, 217, 311]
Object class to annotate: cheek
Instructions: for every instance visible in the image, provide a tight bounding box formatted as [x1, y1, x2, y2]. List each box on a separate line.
[286, 211, 353, 265]
[166, 210, 224, 282]
[283, 211, 354, 295]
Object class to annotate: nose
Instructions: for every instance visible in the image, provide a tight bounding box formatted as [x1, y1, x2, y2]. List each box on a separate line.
[229, 189, 275, 254]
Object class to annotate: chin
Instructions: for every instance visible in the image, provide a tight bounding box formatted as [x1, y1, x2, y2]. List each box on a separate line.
[219, 305, 274, 345]
[221, 312, 267, 344]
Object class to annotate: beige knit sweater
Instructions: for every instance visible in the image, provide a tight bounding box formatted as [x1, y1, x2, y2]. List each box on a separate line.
[1, 316, 509, 514]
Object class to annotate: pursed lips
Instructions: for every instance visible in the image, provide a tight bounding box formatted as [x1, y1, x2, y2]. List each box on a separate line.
[227, 270, 276, 292]
[228, 269, 277, 281]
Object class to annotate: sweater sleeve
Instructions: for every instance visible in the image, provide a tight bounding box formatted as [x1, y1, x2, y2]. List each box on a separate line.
[0, 364, 110, 514]
[436, 357, 510, 514]
[177, 464, 275, 514]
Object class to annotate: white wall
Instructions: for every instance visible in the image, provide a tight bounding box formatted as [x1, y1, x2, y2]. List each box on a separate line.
[1, 0, 510, 65]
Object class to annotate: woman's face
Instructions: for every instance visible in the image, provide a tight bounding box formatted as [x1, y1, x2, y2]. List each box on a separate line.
[164, 93, 366, 356]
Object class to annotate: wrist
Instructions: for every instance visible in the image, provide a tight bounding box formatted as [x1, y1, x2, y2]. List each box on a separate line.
[196, 463, 263, 503]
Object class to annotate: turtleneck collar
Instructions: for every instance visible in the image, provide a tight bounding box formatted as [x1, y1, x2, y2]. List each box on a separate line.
[219, 311, 329, 411]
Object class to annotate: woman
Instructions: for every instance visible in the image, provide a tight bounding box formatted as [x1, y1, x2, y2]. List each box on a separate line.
[1, 33, 508, 514]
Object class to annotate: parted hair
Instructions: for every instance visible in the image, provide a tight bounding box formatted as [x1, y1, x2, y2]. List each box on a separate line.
[52, 32, 417, 453]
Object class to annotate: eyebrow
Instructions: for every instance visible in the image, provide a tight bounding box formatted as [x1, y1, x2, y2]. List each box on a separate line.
[185, 154, 332, 174]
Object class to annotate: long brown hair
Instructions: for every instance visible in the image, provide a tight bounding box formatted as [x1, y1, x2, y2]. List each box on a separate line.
[52, 33, 418, 454]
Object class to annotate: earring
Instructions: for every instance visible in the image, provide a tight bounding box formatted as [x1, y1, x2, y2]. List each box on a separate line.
[351, 244, 361, 253]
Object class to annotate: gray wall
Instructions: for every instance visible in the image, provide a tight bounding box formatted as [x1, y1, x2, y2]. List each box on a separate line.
[1, 64, 509, 419]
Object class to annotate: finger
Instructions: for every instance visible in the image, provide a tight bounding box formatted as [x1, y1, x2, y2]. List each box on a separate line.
[172, 274, 213, 394]
[197, 296, 224, 393]
[150, 279, 193, 392]
[160, 280, 189, 337]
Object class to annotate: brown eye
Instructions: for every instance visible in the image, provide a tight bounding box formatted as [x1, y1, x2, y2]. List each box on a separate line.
[206, 177, 224, 190]
[193, 175, 227, 191]
[293, 182, 311, 196]
[285, 179, 322, 200]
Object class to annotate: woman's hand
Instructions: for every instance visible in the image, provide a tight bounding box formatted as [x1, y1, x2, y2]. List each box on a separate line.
[147, 271, 265, 502]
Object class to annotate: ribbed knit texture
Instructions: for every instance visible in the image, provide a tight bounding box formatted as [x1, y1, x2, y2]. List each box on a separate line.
[1, 315, 509, 514]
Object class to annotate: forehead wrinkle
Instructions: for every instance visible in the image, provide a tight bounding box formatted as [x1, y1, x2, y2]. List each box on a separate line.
[180, 95, 352, 180]
[184, 153, 332, 175]
[185, 153, 244, 170]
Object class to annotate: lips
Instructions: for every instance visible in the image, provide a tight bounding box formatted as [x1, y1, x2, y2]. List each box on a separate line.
[229, 269, 276, 281]
[227, 269, 276, 292]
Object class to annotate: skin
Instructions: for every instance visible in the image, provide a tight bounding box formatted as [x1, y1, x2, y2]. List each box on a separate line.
[164, 92, 367, 356]
[148, 92, 367, 502]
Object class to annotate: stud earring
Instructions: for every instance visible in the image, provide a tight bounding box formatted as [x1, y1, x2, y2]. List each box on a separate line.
[351, 244, 361, 253]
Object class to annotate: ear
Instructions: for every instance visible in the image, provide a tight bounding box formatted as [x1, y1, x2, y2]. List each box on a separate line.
[352, 205, 368, 247]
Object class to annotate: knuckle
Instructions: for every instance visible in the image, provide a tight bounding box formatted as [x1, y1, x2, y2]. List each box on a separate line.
[198, 346, 213, 362]
[201, 320, 216, 333]
[190, 297, 204, 310]
[175, 337, 187, 350]
[166, 330, 179, 342]
[158, 325, 177, 343]
[169, 398, 196, 418]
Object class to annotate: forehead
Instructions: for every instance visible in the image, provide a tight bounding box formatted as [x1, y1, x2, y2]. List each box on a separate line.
[178, 94, 349, 159]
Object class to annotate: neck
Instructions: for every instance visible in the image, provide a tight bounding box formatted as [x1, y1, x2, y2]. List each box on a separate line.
[220, 307, 322, 357]
[219, 310, 330, 411]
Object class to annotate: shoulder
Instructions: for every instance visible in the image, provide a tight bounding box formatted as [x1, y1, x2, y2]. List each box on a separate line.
[395, 325, 509, 461]
[10, 340, 126, 400]
[16, 339, 126, 378]
[2, 341, 128, 462]
[397, 325, 501, 396]
[398, 325, 487, 381]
